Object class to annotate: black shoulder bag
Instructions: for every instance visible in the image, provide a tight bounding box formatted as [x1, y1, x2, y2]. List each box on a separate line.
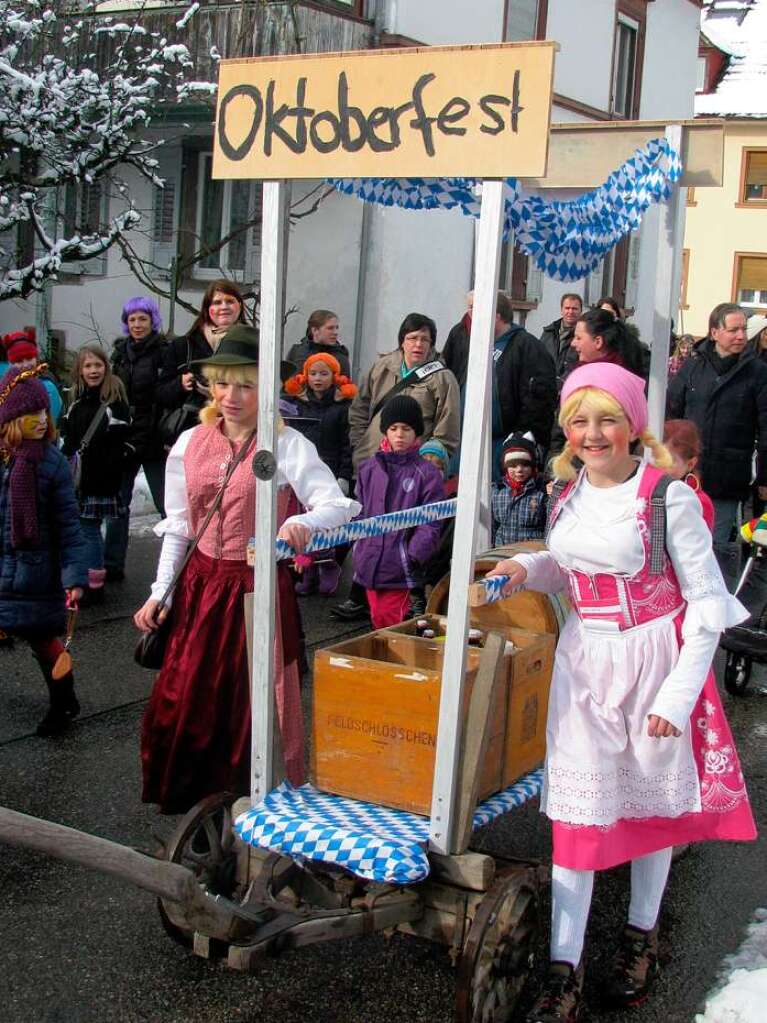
[134, 431, 257, 669]
[157, 338, 201, 448]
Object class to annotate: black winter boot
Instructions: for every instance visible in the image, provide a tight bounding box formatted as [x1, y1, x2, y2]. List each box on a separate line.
[37, 672, 81, 737]
[526, 962, 584, 1022]
[604, 924, 659, 1007]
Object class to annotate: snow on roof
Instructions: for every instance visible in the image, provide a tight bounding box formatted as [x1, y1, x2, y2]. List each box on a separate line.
[696, 0, 767, 116]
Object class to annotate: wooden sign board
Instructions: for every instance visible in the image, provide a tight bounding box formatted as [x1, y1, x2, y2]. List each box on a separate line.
[213, 42, 556, 180]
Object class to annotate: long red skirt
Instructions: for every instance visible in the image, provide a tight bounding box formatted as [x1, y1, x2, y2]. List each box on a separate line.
[141, 550, 301, 814]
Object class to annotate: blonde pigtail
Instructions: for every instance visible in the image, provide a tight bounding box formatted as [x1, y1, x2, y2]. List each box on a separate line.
[638, 428, 673, 470]
[551, 442, 578, 481]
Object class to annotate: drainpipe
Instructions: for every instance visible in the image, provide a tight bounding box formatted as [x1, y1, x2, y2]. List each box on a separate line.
[350, 0, 386, 378]
[351, 200, 372, 380]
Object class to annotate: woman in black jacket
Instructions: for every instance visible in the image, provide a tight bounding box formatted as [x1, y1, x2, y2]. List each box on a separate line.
[156, 279, 247, 444]
[104, 296, 167, 580]
[61, 346, 131, 601]
[286, 309, 352, 380]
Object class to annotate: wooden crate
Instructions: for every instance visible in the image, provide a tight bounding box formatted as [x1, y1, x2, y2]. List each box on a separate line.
[386, 615, 553, 788]
[311, 630, 507, 815]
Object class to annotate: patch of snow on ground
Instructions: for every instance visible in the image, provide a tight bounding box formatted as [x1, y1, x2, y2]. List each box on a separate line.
[129, 469, 160, 536]
[696, 909, 767, 1023]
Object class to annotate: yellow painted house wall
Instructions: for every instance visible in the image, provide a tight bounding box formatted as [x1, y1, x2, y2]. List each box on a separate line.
[682, 121, 767, 337]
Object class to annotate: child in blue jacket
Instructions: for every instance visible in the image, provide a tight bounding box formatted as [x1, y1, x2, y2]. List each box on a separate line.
[353, 396, 444, 629]
[491, 431, 547, 546]
[0, 366, 88, 735]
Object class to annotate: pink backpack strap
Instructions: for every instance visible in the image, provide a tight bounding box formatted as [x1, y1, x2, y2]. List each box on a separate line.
[638, 464, 674, 575]
[545, 477, 576, 544]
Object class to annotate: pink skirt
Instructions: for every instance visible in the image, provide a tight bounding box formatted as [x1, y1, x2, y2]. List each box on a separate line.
[552, 616, 757, 870]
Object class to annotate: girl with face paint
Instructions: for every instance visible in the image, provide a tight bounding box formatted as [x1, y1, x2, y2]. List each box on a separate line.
[0, 365, 88, 737]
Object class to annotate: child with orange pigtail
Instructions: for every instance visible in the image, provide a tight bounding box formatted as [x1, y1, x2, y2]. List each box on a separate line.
[282, 352, 357, 595]
[663, 419, 715, 531]
[0, 365, 88, 736]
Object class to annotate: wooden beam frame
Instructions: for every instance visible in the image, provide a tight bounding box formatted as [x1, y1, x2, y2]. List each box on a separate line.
[250, 180, 288, 804]
[428, 180, 505, 856]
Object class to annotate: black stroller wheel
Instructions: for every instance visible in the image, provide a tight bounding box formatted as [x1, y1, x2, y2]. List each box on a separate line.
[724, 651, 752, 695]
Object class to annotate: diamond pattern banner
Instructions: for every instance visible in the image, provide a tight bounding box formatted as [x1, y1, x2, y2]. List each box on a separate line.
[328, 138, 682, 282]
[235, 769, 543, 884]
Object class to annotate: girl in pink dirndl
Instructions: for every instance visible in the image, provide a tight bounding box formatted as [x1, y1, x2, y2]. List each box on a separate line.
[134, 326, 359, 815]
[487, 362, 756, 1023]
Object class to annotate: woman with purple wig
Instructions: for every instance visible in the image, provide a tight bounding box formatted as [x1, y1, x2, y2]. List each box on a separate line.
[104, 296, 167, 580]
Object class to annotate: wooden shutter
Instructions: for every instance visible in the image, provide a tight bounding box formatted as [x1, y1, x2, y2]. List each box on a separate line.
[74, 180, 108, 276]
[738, 256, 767, 291]
[746, 152, 767, 186]
[151, 146, 182, 278]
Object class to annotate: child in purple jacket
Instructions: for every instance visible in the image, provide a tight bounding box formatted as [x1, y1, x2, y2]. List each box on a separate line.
[352, 395, 444, 629]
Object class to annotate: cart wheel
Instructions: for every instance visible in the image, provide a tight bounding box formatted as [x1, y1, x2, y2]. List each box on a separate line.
[455, 867, 539, 1023]
[724, 652, 752, 696]
[156, 791, 238, 946]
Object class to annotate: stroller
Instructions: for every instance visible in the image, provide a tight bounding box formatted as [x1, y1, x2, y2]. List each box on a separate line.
[719, 513, 767, 695]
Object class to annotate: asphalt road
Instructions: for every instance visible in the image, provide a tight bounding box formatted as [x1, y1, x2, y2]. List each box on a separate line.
[1, 535, 765, 1023]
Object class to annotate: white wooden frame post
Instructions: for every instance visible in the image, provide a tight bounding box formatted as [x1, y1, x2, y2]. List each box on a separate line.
[646, 124, 685, 438]
[428, 179, 506, 855]
[250, 180, 288, 804]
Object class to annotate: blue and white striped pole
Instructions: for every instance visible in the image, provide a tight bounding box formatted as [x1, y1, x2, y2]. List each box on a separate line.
[247, 498, 459, 563]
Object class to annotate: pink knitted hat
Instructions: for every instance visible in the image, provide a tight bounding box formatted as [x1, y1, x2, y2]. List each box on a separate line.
[0, 365, 49, 426]
[560, 362, 648, 435]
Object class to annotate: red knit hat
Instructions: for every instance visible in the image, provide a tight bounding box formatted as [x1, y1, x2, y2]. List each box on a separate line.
[3, 328, 38, 364]
[284, 351, 357, 399]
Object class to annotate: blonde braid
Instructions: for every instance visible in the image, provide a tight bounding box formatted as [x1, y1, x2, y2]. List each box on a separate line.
[551, 441, 578, 481]
[638, 428, 673, 470]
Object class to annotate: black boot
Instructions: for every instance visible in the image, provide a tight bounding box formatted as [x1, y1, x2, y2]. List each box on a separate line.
[604, 924, 659, 1007]
[526, 962, 584, 1023]
[37, 672, 81, 737]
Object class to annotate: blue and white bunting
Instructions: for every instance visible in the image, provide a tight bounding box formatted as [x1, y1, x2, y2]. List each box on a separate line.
[328, 138, 682, 282]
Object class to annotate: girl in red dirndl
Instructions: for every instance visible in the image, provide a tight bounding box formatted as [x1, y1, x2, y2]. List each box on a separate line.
[134, 326, 360, 814]
[487, 362, 756, 1023]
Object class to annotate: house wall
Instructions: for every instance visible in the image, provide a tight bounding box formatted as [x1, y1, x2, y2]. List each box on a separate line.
[386, 0, 503, 45]
[682, 121, 767, 337]
[3, 1, 702, 378]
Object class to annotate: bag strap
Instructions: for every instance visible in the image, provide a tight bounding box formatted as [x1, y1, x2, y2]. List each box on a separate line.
[648, 473, 673, 576]
[156, 429, 257, 613]
[369, 361, 444, 423]
[544, 478, 569, 545]
[78, 402, 109, 453]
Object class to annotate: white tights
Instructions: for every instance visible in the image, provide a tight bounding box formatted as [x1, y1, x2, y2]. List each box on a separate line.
[551, 847, 673, 966]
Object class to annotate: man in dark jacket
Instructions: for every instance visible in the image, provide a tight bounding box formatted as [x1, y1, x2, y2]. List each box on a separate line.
[492, 292, 557, 480]
[539, 292, 582, 381]
[441, 291, 473, 391]
[667, 303, 767, 588]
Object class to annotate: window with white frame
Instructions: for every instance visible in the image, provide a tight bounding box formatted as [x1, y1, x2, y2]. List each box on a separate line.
[735, 254, 767, 311]
[611, 14, 639, 118]
[696, 56, 707, 93]
[499, 238, 543, 307]
[194, 152, 262, 280]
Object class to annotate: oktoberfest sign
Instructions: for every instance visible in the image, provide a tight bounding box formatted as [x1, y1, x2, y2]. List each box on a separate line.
[213, 43, 556, 180]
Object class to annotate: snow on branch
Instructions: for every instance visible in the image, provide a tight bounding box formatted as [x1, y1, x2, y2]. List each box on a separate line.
[0, 0, 203, 300]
